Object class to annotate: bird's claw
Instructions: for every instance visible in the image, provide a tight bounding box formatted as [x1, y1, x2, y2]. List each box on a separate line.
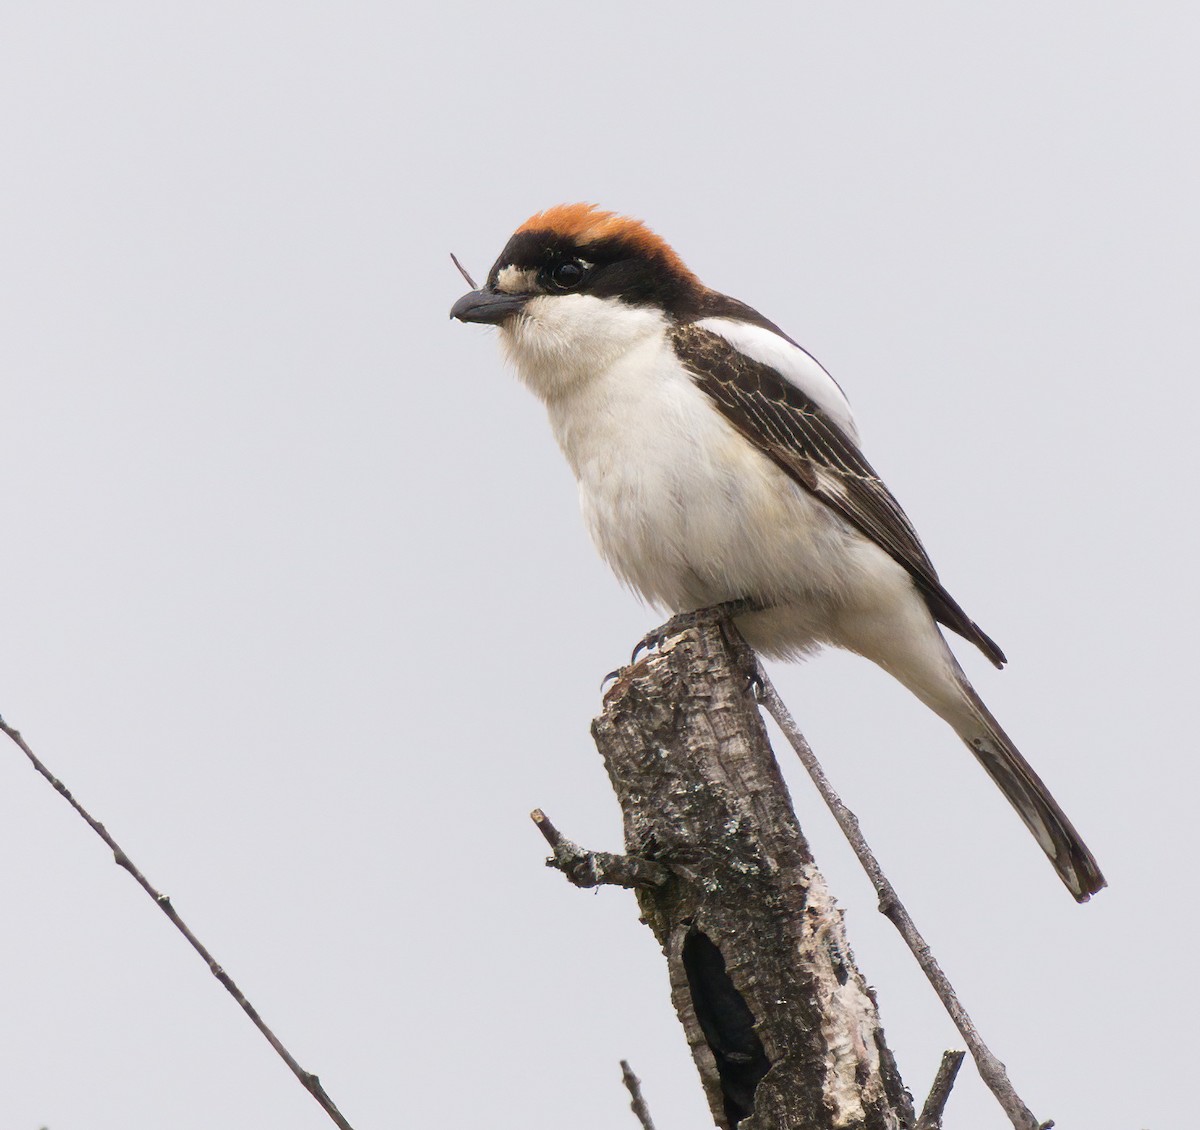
[745, 665, 767, 702]
[630, 598, 760, 664]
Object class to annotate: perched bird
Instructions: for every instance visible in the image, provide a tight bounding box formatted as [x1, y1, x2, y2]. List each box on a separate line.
[450, 203, 1105, 902]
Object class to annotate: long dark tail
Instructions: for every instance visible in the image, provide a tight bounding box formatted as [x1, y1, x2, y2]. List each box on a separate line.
[957, 682, 1106, 902]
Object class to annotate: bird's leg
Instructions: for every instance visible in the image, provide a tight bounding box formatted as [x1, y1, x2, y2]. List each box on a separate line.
[630, 598, 762, 664]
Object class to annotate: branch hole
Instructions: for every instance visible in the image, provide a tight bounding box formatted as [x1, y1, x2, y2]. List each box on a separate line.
[682, 927, 770, 1127]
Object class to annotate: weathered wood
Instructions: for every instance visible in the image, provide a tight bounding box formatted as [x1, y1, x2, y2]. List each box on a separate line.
[755, 670, 1042, 1130]
[589, 621, 914, 1130]
[620, 1059, 658, 1130]
[916, 1051, 966, 1130]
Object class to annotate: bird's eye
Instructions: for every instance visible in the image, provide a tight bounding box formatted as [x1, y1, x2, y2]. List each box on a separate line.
[548, 259, 586, 290]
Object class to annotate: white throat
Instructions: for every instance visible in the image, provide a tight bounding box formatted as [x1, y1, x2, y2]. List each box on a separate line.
[499, 294, 668, 403]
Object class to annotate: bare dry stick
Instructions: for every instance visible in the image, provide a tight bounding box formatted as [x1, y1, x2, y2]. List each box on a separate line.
[619, 1059, 657, 1130]
[752, 665, 1048, 1130]
[0, 715, 356, 1130]
[450, 252, 478, 289]
[916, 1050, 966, 1130]
[531, 808, 671, 889]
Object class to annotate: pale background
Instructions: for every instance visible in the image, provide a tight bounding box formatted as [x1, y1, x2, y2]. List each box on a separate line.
[1, 4, 1196, 1128]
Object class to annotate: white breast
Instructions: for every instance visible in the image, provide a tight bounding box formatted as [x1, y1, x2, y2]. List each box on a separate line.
[500, 297, 862, 635]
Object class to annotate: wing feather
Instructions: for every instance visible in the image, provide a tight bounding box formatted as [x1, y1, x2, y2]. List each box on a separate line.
[672, 322, 1006, 667]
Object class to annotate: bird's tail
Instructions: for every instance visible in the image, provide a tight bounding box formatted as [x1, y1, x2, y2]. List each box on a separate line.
[953, 680, 1106, 902]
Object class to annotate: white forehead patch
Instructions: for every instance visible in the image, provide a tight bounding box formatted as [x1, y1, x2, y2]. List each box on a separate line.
[496, 265, 538, 294]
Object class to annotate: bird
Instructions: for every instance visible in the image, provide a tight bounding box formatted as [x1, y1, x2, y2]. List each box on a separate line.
[450, 203, 1105, 902]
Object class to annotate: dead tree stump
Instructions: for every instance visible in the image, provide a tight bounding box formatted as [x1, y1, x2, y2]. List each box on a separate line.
[578, 620, 913, 1129]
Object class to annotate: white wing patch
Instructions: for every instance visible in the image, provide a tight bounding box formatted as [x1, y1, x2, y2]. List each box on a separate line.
[694, 316, 860, 443]
[812, 465, 851, 501]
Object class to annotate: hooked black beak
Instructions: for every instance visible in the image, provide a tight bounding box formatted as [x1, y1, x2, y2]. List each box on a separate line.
[449, 288, 530, 325]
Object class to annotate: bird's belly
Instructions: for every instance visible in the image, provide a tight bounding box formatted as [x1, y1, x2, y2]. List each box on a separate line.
[543, 339, 871, 656]
[575, 412, 857, 629]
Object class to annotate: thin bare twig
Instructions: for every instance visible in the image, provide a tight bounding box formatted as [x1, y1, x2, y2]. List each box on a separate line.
[0, 715, 356, 1130]
[449, 252, 478, 289]
[916, 1050, 966, 1130]
[531, 809, 670, 889]
[753, 665, 1047, 1130]
[619, 1059, 657, 1130]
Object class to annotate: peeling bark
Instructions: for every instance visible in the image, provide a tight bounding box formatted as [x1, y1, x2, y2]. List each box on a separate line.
[589, 621, 914, 1130]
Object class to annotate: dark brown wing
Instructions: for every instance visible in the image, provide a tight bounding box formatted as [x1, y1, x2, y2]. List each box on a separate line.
[672, 322, 1005, 668]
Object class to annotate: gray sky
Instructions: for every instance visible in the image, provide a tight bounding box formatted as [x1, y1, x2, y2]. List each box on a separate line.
[1, 4, 1196, 1127]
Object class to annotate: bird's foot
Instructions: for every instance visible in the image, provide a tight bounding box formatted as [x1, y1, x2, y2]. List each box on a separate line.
[744, 662, 767, 703]
[630, 598, 761, 665]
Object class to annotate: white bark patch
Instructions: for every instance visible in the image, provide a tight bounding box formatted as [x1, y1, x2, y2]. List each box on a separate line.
[799, 863, 901, 1129]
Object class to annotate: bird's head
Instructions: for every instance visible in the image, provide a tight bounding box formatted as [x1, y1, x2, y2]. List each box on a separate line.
[450, 204, 704, 397]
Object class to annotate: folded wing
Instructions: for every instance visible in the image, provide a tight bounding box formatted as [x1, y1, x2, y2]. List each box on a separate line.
[673, 320, 1006, 668]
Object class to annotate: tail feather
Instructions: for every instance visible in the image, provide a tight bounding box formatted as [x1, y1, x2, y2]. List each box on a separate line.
[815, 581, 1105, 901]
[958, 683, 1106, 902]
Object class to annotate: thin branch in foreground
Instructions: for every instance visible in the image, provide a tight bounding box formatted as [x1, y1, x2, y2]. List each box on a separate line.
[531, 809, 671, 889]
[619, 1059, 657, 1130]
[916, 1050, 966, 1130]
[752, 665, 1049, 1130]
[0, 715, 356, 1130]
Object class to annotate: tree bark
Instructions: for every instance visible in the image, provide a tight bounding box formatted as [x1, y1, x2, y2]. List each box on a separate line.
[588, 620, 914, 1130]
